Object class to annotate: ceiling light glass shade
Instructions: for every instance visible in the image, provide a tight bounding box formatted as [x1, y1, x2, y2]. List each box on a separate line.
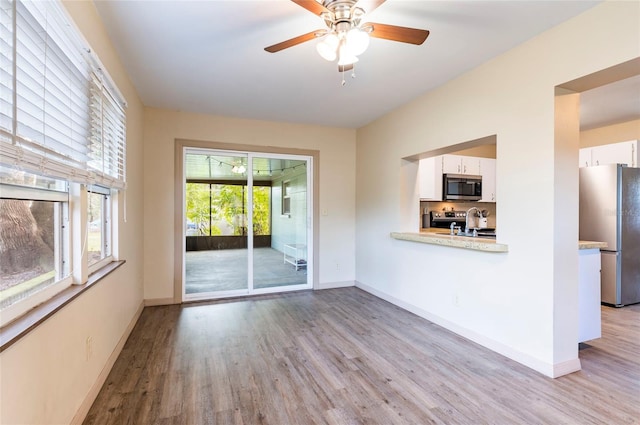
[337, 42, 359, 66]
[346, 28, 369, 56]
[316, 33, 339, 61]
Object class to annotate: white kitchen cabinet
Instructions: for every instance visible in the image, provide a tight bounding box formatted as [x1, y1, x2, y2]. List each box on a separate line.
[579, 140, 637, 168]
[578, 248, 602, 343]
[419, 156, 443, 200]
[420, 154, 491, 200]
[578, 148, 591, 168]
[442, 155, 481, 175]
[479, 158, 496, 202]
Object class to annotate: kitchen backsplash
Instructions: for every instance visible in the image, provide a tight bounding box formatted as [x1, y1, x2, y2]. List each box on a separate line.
[420, 201, 497, 229]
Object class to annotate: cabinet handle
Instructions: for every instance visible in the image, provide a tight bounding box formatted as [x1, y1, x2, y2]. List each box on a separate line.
[458, 165, 461, 172]
[596, 160, 599, 165]
[463, 165, 467, 173]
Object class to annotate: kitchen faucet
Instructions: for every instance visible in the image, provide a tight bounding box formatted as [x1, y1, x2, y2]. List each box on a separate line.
[465, 207, 482, 237]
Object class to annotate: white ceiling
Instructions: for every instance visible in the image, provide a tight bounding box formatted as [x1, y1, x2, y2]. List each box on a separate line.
[93, 0, 638, 130]
[580, 75, 640, 131]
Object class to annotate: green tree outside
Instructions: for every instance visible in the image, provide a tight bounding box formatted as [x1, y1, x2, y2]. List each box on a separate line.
[186, 183, 270, 236]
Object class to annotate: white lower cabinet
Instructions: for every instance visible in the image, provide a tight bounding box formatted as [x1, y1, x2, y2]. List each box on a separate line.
[578, 248, 602, 343]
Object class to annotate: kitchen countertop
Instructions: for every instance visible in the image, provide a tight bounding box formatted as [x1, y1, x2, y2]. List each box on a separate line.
[391, 229, 607, 253]
[578, 240, 607, 250]
[390, 230, 508, 253]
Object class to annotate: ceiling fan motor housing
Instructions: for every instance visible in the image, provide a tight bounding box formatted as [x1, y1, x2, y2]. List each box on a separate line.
[321, 0, 364, 29]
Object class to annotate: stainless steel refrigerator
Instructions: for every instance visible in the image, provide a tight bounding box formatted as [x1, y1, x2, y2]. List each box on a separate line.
[579, 164, 640, 306]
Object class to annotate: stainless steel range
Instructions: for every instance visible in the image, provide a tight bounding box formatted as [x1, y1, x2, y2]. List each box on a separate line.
[428, 209, 497, 238]
[429, 210, 468, 228]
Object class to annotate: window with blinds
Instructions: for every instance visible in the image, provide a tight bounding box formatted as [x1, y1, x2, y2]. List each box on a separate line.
[0, 0, 126, 189]
[0, 0, 124, 325]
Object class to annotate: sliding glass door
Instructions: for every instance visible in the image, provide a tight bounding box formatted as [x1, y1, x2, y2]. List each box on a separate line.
[252, 155, 309, 290]
[184, 152, 249, 297]
[183, 149, 312, 300]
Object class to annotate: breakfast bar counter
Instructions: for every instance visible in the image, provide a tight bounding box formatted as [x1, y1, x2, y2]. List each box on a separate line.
[391, 230, 607, 254]
[578, 240, 607, 250]
[390, 231, 508, 253]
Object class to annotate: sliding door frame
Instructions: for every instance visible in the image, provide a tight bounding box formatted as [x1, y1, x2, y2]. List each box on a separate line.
[174, 139, 320, 303]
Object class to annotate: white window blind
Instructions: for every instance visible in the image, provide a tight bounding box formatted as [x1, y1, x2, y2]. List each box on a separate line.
[0, 0, 126, 189]
[89, 73, 126, 187]
[0, 0, 13, 145]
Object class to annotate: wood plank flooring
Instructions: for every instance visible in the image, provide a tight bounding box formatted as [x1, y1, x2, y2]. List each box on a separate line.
[83, 288, 640, 425]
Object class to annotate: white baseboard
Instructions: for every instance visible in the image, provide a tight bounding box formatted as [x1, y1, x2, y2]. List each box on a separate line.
[316, 280, 355, 290]
[355, 281, 580, 379]
[552, 358, 582, 378]
[70, 300, 145, 425]
[144, 297, 177, 307]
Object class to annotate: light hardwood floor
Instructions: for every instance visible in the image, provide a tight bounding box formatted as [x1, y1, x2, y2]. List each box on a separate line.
[83, 288, 639, 425]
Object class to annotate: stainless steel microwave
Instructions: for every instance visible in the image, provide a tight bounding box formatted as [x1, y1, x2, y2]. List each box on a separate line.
[443, 174, 482, 201]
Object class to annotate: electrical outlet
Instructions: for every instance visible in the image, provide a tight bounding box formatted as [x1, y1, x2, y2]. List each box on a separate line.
[453, 293, 460, 307]
[336, 262, 340, 271]
[86, 336, 93, 361]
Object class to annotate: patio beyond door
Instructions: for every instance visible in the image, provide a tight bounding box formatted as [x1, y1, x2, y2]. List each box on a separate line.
[183, 149, 312, 300]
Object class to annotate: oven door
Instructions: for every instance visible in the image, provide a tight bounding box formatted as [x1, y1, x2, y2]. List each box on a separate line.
[443, 174, 482, 200]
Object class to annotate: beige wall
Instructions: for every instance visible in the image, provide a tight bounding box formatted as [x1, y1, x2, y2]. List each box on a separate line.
[0, 1, 145, 424]
[580, 119, 640, 148]
[452, 144, 497, 158]
[355, 1, 639, 377]
[142, 109, 357, 302]
[1, 1, 637, 423]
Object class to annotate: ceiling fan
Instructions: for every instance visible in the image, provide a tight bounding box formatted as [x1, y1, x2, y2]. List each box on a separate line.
[264, 0, 430, 74]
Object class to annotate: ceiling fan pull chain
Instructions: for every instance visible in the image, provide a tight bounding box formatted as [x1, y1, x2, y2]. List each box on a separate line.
[351, 63, 356, 79]
[341, 69, 346, 86]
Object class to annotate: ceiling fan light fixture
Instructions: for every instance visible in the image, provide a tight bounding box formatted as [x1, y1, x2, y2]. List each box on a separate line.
[337, 41, 359, 66]
[316, 33, 339, 61]
[346, 28, 369, 56]
[264, 0, 430, 84]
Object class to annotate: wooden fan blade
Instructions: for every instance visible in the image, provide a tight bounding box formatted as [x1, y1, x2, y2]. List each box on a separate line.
[338, 64, 354, 72]
[367, 22, 430, 45]
[264, 30, 319, 53]
[291, 0, 328, 16]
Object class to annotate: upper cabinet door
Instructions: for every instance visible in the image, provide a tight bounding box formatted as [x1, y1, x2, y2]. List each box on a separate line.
[442, 155, 463, 174]
[479, 158, 496, 202]
[588, 140, 637, 167]
[419, 156, 443, 200]
[579, 148, 592, 168]
[461, 156, 481, 175]
[442, 155, 481, 175]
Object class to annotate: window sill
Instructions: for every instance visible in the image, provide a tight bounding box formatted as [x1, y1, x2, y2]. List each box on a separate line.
[0, 260, 125, 353]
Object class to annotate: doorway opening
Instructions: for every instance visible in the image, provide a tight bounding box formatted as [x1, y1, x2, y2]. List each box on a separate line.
[180, 148, 313, 301]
